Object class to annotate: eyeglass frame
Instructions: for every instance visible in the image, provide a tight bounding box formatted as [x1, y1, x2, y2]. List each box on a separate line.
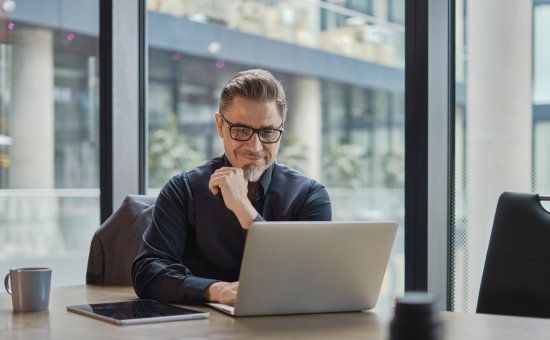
[218, 112, 284, 144]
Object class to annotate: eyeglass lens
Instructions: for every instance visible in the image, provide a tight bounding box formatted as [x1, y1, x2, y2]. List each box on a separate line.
[230, 126, 281, 143]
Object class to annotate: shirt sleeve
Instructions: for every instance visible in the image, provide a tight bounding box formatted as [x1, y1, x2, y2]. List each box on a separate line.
[297, 181, 332, 221]
[131, 174, 217, 304]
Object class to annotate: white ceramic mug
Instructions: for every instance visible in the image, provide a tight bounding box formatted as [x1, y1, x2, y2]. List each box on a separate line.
[4, 267, 52, 312]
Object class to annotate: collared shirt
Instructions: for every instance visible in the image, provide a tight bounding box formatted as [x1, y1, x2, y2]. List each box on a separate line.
[132, 155, 332, 304]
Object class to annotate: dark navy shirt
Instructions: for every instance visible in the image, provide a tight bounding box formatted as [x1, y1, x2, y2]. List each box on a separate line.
[132, 155, 332, 304]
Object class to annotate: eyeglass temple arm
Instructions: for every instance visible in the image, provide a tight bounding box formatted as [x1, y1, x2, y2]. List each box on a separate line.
[539, 195, 550, 201]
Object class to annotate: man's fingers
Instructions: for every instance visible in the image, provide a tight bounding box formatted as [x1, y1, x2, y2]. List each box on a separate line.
[209, 167, 245, 195]
[208, 175, 220, 195]
[209, 184, 219, 195]
[208, 168, 232, 194]
[221, 282, 239, 305]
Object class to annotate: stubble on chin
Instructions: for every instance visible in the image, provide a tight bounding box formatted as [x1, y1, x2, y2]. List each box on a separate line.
[243, 164, 263, 182]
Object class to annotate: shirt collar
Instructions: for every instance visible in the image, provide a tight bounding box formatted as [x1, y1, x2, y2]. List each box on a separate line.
[222, 155, 273, 198]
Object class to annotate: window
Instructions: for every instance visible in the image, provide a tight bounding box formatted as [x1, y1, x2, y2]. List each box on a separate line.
[0, 0, 99, 286]
[146, 0, 405, 306]
[451, 0, 550, 312]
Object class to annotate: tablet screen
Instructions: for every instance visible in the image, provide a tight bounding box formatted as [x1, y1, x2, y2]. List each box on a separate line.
[67, 299, 209, 325]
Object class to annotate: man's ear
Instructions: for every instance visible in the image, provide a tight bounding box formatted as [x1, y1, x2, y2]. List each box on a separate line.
[214, 113, 224, 138]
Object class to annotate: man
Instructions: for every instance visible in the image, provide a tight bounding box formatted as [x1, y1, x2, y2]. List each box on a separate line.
[132, 69, 331, 305]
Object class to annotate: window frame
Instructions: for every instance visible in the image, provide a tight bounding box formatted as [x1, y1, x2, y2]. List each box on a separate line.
[99, 0, 147, 221]
[404, 0, 454, 309]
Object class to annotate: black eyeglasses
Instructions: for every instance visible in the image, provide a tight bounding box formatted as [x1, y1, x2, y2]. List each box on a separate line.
[219, 112, 284, 144]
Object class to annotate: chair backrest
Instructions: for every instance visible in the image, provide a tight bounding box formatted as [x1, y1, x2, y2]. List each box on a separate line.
[477, 191, 550, 317]
[86, 194, 156, 285]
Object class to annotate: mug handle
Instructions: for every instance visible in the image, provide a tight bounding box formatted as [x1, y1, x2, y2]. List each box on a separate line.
[4, 273, 11, 295]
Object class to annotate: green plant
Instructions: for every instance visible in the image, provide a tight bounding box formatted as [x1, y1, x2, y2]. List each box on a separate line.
[323, 143, 366, 188]
[382, 151, 404, 188]
[277, 133, 309, 173]
[148, 116, 206, 188]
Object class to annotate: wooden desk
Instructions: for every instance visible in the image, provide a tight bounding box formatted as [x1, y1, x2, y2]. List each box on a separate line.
[2, 285, 550, 339]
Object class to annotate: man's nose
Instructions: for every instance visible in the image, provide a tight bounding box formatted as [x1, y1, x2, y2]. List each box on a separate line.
[247, 132, 263, 151]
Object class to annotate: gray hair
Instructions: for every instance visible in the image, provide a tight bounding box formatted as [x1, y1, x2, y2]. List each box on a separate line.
[219, 69, 287, 121]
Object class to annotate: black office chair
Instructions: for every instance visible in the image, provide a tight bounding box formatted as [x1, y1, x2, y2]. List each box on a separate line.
[477, 191, 550, 317]
[86, 195, 157, 285]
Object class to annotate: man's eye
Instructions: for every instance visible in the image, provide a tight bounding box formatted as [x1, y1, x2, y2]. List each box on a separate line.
[234, 127, 251, 136]
[260, 129, 277, 136]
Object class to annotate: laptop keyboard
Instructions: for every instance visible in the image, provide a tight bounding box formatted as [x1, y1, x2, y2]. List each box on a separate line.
[206, 303, 235, 315]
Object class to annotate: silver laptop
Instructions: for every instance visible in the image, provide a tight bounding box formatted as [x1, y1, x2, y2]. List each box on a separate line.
[207, 221, 397, 317]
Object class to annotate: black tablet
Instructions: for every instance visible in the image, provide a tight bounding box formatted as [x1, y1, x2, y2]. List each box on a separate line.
[67, 299, 209, 325]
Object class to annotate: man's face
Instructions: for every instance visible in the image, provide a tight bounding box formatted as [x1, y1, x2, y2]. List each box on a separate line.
[216, 96, 283, 182]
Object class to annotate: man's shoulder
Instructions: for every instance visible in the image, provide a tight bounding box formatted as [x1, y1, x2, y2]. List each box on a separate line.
[269, 162, 329, 210]
[272, 161, 321, 187]
[164, 156, 223, 189]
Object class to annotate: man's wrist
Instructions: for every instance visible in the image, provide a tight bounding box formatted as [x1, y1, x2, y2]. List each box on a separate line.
[233, 201, 259, 229]
[204, 282, 221, 302]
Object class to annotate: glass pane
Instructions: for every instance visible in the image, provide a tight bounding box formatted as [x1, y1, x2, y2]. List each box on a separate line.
[0, 0, 100, 286]
[147, 0, 405, 306]
[451, 1, 549, 312]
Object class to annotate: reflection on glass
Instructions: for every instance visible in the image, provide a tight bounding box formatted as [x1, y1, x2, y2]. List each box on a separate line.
[0, 1, 100, 286]
[147, 0, 404, 68]
[147, 0, 405, 306]
[451, 1, 550, 312]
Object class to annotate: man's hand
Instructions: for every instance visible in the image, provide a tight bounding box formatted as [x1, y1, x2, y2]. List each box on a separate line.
[208, 167, 257, 228]
[204, 281, 239, 305]
[208, 167, 248, 210]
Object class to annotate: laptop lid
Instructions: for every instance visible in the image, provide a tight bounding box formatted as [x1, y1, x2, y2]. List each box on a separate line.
[221, 221, 397, 317]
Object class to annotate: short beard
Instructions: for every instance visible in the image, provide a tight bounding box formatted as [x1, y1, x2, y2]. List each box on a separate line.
[243, 164, 263, 182]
